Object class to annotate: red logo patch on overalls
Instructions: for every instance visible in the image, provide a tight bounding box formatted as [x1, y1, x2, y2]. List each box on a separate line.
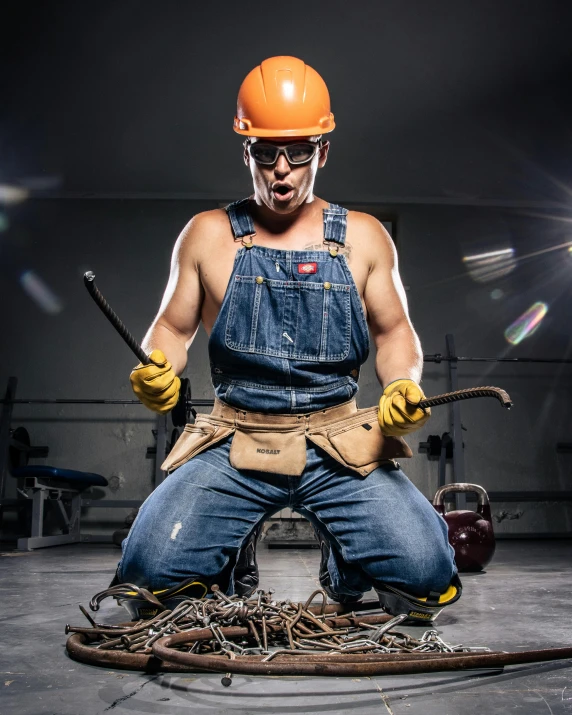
[298, 262, 317, 274]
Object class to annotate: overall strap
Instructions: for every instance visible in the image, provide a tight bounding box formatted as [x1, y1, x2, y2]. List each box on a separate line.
[225, 198, 256, 239]
[322, 203, 348, 247]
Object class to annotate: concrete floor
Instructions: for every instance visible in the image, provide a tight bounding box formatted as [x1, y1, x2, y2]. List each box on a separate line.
[1, 540, 571, 714]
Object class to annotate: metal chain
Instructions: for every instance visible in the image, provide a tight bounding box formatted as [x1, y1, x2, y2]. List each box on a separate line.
[66, 587, 572, 680]
[66, 586, 489, 664]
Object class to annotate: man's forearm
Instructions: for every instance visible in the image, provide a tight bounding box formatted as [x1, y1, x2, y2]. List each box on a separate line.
[374, 323, 424, 390]
[141, 322, 189, 375]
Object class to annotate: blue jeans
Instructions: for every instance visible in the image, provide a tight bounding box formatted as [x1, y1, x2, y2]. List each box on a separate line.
[118, 438, 456, 598]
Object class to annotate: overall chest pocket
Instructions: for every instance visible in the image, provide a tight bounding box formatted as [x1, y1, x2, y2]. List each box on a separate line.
[225, 276, 352, 362]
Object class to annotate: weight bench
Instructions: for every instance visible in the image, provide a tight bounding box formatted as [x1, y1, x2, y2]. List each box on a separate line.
[12, 465, 108, 550]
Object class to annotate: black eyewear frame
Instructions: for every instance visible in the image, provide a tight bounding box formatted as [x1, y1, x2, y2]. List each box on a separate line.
[245, 140, 323, 166]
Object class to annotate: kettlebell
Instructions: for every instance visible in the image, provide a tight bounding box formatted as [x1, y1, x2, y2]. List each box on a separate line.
[433, 483, 495, 573]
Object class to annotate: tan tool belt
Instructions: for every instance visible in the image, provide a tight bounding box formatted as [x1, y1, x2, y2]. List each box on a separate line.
[161, 398, 412, 477]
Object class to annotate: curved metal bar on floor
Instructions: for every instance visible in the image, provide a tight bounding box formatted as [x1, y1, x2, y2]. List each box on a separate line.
[152, 628, 572, 676]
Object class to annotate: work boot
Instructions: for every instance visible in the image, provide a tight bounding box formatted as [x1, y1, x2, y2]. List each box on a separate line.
[92, 578, 209, 620]
[375, 574, 463, 624]
[313, 526, 363, 605]
[233, 522, 263, 598]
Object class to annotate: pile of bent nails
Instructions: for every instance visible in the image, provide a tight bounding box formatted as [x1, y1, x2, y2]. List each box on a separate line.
[65, 586, 572, 684]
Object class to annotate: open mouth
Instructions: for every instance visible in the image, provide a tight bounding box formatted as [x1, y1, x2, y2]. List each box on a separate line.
[272, 184, 295, 201]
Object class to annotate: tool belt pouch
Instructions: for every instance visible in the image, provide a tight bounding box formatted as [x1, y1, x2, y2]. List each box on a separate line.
[308, 407, 412, 477]
[161, 418, 234, 472]
[229, 424, 307, 477]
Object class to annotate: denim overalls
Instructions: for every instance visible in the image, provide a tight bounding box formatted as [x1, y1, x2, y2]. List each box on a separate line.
[118, 200, 455, 598]
[209, 199, 369, 413]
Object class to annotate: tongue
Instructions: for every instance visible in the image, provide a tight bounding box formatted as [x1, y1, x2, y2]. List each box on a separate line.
[274, 187, 293, 200]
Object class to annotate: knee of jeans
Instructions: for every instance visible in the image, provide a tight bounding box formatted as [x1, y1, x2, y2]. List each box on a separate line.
[120, 560, 225, 591]
[367, 539, 455, 597]
[119, 546, 229, 590]
[414, 546, 455, 594]
[401, 541, 456, 596]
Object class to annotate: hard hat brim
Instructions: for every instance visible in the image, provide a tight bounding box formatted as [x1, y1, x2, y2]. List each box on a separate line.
[233, 116, 335, 138]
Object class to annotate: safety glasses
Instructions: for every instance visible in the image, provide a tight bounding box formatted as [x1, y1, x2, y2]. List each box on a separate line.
[246, 140, 322, 166]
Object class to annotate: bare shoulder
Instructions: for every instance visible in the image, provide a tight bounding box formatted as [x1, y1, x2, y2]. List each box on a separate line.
[346, 210, 396, 270]
[178, 208, 229, 245]
[174, 208, 230, 263]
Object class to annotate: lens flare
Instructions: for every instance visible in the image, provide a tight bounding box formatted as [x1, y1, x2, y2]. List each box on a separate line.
[0, 185, 29, 204]
[504, 302, 548, 345]
[463, 247, 516, 283]
[490, 288, 504, 300]
[20, 271, 63, 314]
[19, 175, 63, 191]
[0, 213, 8, 232]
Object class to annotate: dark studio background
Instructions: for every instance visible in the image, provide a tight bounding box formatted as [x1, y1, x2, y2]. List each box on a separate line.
[1, 0, 571, 536]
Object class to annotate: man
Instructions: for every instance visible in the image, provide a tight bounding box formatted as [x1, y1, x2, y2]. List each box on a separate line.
[120, 56, 460, 622]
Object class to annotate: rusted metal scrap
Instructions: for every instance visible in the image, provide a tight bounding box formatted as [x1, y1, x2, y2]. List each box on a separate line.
[153, 628, 572, 677]
[65, 586, 572, 681]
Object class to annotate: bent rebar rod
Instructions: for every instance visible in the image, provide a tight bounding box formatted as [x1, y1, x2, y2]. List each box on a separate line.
[152, 629, 571, 676]
[419, 386, 512, 410]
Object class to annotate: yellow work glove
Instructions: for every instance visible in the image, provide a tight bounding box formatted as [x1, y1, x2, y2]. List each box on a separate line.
[130, 349, 181, 414]
[378, 379, 431, 437]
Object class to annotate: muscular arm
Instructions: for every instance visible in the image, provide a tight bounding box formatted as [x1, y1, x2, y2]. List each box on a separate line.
[362, 217, 424, 389]
[141, 215, 205, 375]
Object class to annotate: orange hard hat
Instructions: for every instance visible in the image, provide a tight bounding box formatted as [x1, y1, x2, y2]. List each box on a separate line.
[233, 56, 335, 138]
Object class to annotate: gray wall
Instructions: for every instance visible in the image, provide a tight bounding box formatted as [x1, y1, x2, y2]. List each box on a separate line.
[1, 197, 570, 536]
[2, 1, 572, 205]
